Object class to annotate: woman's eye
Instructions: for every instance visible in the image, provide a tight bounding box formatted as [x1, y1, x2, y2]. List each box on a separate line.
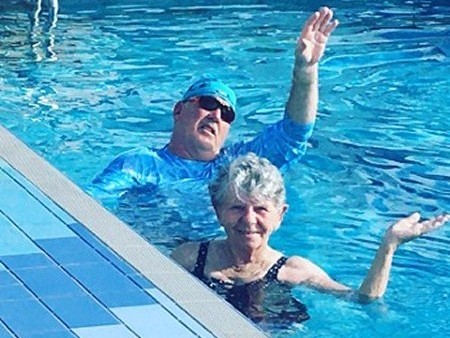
[255, 206, 268, 213]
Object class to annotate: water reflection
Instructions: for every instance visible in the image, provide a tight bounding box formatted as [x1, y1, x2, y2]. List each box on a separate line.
[27, 0, 59, 61]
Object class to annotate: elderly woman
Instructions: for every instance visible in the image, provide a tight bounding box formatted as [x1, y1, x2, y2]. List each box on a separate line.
[171, 153, 448, 324]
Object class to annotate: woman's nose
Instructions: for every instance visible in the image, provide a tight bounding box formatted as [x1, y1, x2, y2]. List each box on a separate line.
[241, 207, 257, 225]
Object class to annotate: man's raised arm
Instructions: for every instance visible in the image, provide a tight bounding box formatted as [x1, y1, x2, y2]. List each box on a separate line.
[286, 7, 338, 124]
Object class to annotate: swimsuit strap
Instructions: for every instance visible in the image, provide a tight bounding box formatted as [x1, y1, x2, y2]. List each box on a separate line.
[193, 244, 287, 285]
[193, 241, 210, 279]
[263, 256, 288, 282]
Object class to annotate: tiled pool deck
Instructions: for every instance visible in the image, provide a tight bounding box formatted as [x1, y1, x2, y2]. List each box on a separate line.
[0, 126, 265, 337]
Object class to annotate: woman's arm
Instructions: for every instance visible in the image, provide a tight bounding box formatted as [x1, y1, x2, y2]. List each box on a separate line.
[358, 212, 448, 300]
[281, 213, 448, 301]
[280, 256, 352, 295]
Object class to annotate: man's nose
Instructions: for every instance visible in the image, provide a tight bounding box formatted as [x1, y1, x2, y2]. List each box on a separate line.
[206, 108, 221, 122]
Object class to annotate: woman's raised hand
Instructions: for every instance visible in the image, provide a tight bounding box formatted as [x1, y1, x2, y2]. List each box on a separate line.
[384, 212, 449, 247]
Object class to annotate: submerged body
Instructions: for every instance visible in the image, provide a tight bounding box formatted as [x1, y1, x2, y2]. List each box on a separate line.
[192, 241, 309, 324]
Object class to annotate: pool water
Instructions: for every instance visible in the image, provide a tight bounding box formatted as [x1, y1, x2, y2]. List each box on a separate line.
[1, 0, 449, 337]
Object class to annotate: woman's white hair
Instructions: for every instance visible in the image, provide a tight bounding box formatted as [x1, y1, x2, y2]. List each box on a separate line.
[209, 153, 286, 209]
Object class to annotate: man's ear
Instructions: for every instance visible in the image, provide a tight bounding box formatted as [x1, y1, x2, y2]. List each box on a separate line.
[173, 101, 183, 118]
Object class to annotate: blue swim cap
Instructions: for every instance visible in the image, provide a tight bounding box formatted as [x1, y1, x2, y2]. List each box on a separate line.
[182, 77, 237, 112]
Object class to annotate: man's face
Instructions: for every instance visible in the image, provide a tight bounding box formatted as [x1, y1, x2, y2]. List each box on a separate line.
[171, 96, 232, 161]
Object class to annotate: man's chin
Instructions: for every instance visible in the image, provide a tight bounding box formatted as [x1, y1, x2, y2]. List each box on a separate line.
[192, 146, 220, 161]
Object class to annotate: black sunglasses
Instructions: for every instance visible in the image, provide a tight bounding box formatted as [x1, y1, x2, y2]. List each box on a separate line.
[188, 96, 235, 124]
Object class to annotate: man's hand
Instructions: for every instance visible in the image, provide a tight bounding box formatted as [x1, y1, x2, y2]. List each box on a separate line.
[296, 7, 339, 66]
[384, 212, 449, 248]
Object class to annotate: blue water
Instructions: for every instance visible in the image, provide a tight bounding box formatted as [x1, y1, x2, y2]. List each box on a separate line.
[1, 0, 449, 337]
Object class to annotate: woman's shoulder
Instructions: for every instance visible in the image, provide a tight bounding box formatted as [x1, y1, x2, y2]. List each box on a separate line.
[278, 255, 324, 284]
[284, 255, 314, 267]
[170, 241, 203, 271]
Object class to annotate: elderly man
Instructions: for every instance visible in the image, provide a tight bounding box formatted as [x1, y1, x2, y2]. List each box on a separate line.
[91, 7, 338, 198]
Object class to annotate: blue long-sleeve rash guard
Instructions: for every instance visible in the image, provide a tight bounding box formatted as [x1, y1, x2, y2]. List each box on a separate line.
[89, 117, 314, 204]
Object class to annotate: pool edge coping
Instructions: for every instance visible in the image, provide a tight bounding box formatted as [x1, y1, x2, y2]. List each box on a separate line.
[0, 125, 266, 338]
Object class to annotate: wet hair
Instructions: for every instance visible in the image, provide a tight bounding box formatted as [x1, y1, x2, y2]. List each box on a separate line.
[209, 153, 286, 210]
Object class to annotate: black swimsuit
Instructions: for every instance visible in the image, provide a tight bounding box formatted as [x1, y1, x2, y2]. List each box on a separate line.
[193, 241, 288, 285]
[192, 241, 310, 324]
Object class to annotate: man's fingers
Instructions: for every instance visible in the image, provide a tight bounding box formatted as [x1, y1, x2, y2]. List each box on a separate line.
[302, 11, 320, 36]
[301, 7, 336, 39]
[316, 7, 333, 32]
[323, 19, 339, 36]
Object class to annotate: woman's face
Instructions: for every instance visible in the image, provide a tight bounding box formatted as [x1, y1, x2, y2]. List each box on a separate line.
[215, 190, 287, 250]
